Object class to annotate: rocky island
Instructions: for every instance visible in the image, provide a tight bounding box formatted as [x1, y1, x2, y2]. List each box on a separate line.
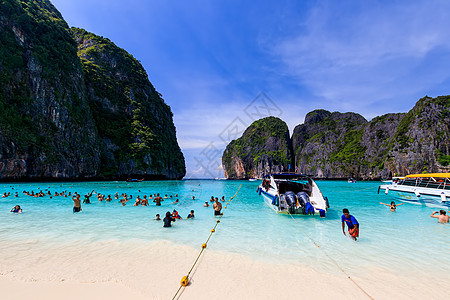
[222, 96, 450, 179]
[0, 0, 185, 180]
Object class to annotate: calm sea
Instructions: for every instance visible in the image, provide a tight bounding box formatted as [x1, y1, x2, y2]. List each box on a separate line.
[0, 180, 448, 280]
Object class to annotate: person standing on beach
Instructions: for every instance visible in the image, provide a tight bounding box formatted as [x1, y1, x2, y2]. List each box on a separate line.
[213, 198, 223, 216]
[72, 193, 82, 213]
[430, 210, 449, 223]
[341, 208, 359, 240]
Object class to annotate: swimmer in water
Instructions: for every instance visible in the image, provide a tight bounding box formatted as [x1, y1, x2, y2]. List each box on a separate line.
[83, 190, 95, 204]
[430, 210, 449, 223]
[163, 211, 175, 227]
[380, 201, 404, 211]
[10, 205, 22, 213]
[72, 193, 82, 213]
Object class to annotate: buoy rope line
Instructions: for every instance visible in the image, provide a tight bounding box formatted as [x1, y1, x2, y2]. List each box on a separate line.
[286, 211, 374, 300]
[172, 184, 242, 300]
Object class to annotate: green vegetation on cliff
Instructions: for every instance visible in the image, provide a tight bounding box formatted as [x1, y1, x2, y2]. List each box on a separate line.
[222, 117, 292, 179]
[0, 0, 98, 175]
[0, 1, 185, 179]
[227, 96, 449, 179]
[0, 0, 80, 152]
[72, 28, 185, 178]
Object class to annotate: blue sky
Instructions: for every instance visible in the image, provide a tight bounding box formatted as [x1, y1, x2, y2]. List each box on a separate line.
[51, 0, 450, 178]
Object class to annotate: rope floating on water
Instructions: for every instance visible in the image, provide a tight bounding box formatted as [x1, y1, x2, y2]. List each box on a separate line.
[286, 211, 374, 300]
[172, 184, 242, 300]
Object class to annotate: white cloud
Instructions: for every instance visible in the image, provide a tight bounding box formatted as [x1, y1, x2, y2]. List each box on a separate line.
[272, 0, 450, 112]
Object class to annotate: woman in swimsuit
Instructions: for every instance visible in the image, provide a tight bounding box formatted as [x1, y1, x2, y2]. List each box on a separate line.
[380, 201, 403, 211]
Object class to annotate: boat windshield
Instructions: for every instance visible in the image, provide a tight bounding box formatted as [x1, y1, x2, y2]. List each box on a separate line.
[277, 179, 312, 196]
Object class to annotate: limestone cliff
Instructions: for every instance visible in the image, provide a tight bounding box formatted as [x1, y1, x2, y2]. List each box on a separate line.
[292, 110, 368, 178]
[0, 0, 100, 179]
[223, 96, 450, 179]
[384, 96, 450, 176]
[222, 117, 293, 179]
[292, 96, 449, 178]
[72, 28, 185, 179]
[0, 0, 185, 180]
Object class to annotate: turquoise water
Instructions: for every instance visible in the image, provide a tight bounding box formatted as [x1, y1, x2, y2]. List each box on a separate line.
[0, 180, 449, 279]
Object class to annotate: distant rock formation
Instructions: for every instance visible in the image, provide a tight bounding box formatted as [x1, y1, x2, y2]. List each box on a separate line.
[222, 117, 293, 179]
[0, 0, 185, 180]
[222, 96, 450, 179]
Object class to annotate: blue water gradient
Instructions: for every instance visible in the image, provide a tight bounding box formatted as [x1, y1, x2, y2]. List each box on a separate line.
[0, 180, 448, 279]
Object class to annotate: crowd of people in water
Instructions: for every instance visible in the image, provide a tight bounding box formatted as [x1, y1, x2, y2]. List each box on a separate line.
[6, 187, 449, 234]
[7, 187, 228, 227]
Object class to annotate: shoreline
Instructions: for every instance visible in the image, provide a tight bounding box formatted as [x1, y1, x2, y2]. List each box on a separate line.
[0, 177, 387, 183]
[1, 240, 447, 300]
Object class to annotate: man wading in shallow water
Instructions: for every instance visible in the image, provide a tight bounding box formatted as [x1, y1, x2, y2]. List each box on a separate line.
[341, 208, 359, 240]
[72, 193, 82, 213]
[213, 197, 222, 216]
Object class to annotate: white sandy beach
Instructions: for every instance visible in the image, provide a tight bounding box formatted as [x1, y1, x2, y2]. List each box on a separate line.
[0, 239, 447, 300]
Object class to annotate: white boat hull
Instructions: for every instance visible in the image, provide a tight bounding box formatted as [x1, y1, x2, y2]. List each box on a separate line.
[260, 189, 285, 214]
[379, 184, 450, 208]
[258, 174, 328, 215]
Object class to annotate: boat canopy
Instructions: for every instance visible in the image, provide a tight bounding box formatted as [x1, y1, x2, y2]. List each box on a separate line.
[405, 173, 450, 179]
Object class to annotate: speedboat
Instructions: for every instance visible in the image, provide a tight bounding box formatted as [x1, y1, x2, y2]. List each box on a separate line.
[380, 176, 404, 184]
[126, 178, 144, 182]
[257, 173, 329, 215]
[248, 178, 257, 182]
[378, 173, 450, 208]
[348, 178, 356, 183]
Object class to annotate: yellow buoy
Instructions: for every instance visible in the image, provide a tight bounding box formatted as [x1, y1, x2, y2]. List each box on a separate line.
[181, 275, 189, 286]
[211, 229, 215, 233]
[202, 243, 207, 249]
[216, 220, 220, 223]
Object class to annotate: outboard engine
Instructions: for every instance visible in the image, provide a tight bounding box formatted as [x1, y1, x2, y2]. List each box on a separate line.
[285, 191, 297, 207]
[296, 191, 309, 207]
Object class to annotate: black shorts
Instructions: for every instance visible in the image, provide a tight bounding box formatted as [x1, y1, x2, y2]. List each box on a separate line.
[214, 210, 222, 216]
[73, 207, 81, 213]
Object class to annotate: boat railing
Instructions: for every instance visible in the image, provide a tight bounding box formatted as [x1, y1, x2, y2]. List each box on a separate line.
[401, 177, 450, 190]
